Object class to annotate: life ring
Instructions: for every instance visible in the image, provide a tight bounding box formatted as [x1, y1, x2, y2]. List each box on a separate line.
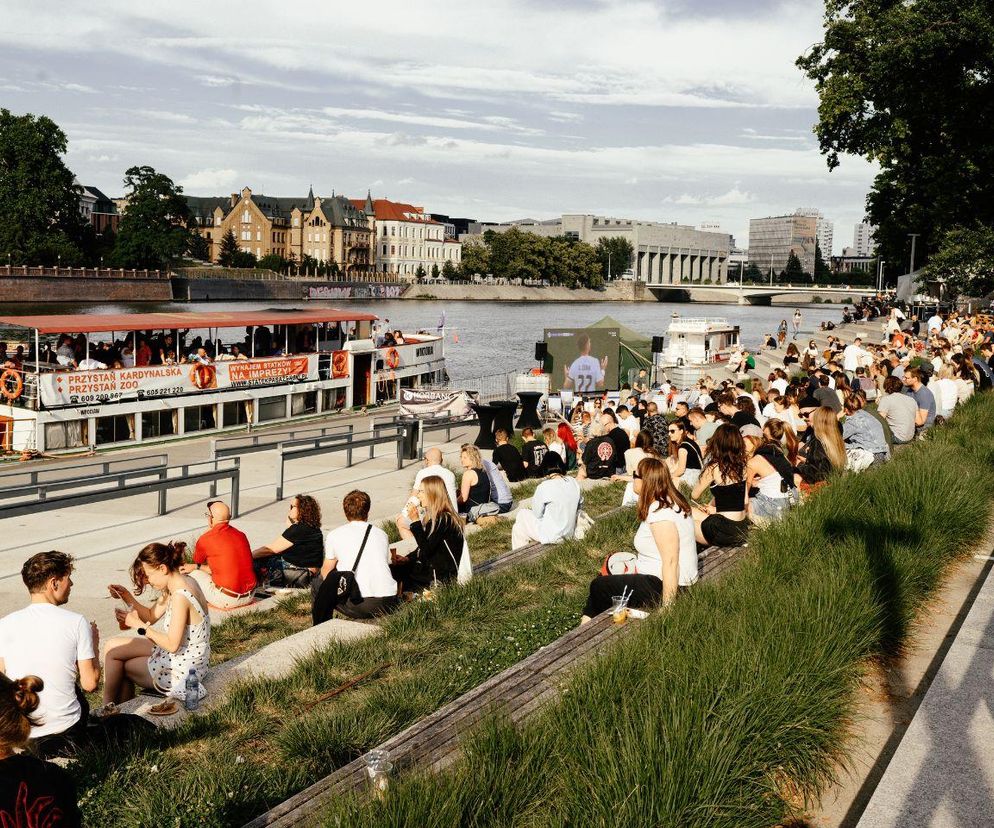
[529, 367, 543, 376]
[0, 369, 23, 402]
[385, 348, 400, 370]
[190, 363, 217, 390]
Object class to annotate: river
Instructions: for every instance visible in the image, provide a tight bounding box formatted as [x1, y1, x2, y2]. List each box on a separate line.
[1, 299, 844, 380]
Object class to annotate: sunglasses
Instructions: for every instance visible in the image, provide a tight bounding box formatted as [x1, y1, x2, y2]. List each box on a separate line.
[632, 472, 642, 480]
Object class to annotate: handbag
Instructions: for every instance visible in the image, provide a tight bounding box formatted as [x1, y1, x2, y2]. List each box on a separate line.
[574, 509, 595, 540]
[336, 524, 372, 605]
[444, 536, 473, 585]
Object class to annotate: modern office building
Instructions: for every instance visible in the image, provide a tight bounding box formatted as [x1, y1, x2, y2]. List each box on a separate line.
[796, 208, 834, 257]
[748, 211, 819, 276]
[461, 214, 731, 283]
[853, 222, 877, 257]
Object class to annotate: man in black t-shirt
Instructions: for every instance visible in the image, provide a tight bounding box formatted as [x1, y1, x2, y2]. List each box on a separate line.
[492, 428, 527, 482]
[600, 411, 630, 474]
[579, 433, 617, 480]
[520, 427, 548, 478]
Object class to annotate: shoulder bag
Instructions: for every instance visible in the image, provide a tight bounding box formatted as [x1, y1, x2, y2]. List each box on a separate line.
[336, 524, 372, 605]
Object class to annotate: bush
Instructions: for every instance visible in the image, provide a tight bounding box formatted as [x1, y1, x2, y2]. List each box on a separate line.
[318, 394, 994, 828]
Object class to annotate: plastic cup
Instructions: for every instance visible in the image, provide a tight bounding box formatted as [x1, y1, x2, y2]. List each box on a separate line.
[364, 750, 393, 799]
[611, 595, 630, 624]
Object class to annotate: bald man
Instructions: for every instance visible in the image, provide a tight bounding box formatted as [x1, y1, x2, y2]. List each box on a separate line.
[180, 500, 257, 609]
[395, 448, 458, 541]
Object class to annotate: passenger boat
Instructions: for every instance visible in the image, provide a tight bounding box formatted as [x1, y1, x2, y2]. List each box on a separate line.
[0, 309, 446, 453]
[658, 315, 740, 387]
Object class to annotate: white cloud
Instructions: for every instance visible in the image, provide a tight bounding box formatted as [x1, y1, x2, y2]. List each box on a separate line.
[666, 187, 756, 207]
[179, 168, 240, 191]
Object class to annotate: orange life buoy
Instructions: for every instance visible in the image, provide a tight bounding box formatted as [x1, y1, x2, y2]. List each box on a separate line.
[0, 369, 23, 402]
[385, 348, 400, 369]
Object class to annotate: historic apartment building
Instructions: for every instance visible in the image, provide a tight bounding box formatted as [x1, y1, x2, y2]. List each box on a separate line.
[748, 211, 819, 276]
[350, 198, 462, 279]
[188, 187, 373, 277]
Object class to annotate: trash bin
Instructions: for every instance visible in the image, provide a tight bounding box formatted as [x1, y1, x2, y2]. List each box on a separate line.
[402, 418, 421, 460]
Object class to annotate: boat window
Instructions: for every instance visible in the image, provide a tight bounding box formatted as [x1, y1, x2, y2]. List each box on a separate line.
[184, 405, 217, 433]
[291, 391, 317, 416]
[258, 396, 287, 422]
[96, 415, 133, 445]
[44, 421, 86, 450]
[142, 410, 175, 439]
[222, 401, 251, 427]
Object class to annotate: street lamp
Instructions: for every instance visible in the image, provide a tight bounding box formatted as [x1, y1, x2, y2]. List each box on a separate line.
[908, 233, 920, 274]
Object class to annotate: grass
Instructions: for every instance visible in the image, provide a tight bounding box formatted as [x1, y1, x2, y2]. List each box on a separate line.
[306, 392, 994, 828]
[71, 482, 633, 826]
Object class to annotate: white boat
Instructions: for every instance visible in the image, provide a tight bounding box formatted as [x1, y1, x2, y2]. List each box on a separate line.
[0, 309, 446, 453]
[657, 315, 740, 387]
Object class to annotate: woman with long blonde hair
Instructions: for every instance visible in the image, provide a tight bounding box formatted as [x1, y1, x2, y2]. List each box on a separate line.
[795, 406, 846, 491]
[395, 475, 467, 592]
[581, 457, 697, 622]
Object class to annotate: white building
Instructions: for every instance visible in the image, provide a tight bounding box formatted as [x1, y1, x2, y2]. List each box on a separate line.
[853, 222, 877, 257]
[354, 198, 462, 280]
[796, 208, 834, 257]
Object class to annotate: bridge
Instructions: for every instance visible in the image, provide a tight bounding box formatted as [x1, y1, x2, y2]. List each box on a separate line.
[646, 282, 877, 305]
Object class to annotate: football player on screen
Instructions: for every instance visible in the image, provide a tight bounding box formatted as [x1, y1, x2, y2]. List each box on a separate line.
[563, 333, 607, 393]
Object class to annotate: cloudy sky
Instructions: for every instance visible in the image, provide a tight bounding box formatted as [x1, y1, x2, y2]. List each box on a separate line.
[0, 1, 876, 253]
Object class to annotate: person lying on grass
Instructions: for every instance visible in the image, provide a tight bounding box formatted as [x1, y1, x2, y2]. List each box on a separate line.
[581, 457, 697, 623]
[102, 542, 210, 714]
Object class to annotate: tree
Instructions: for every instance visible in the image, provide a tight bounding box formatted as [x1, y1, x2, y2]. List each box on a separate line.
[798, 1, 994, 269]
[595, 236, 634, 280]
[0, 109, 88, 265]
[744, 262, 763, 282]
[814, 243, 831, 282]
[217, 229, 239, 267]
[187, 232, 210, 261]
[112, 166, 190, 269]
[430, 263, 440, 280]
[460, 239, 489, 278]
[784, 251, 804, 281]
[414, 263, 427, 281]
[441, 260, 460, 281]
[231, 250, 257, 269]
[921, 224, 994, 298]
[257, 253, 288, 272]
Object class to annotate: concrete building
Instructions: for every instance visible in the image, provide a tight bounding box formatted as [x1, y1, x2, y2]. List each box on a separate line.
[748, 212, 818, 277]
[356, 198, 461, 280]
[853, 222, 877, 257]
[461, 214, 731, 284]
[188, 187, 373, 278]
[832, 247, 875, 274]
[796, 208, 834, 257]
[78, 185, 119, 235]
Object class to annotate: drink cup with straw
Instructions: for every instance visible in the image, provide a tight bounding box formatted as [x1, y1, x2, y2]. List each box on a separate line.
[611, 587, 631, 624]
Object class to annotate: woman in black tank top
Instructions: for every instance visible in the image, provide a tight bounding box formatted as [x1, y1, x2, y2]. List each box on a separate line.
[457, 445, 494, 515]
[666, 421, 703, 486]
[690, 424, 751, 548]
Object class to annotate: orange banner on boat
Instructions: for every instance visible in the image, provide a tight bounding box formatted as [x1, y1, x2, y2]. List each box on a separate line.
[227, 357, 312, 387]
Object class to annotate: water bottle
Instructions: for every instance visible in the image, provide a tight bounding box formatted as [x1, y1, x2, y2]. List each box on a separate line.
[184, 669, 200, 712]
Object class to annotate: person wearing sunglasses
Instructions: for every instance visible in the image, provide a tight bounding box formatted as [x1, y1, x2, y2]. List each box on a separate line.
[666, 421, 703, 488]
[252, 494, 325, 589]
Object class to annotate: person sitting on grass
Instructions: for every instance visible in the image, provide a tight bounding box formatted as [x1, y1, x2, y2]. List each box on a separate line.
[482, 454, 515, 515]
[666, 420, 703, 488]
[492, 428, 527, 482]
[251, 494, 325, 589]
[179, 500, 256, 610]
[842, 391, 890, 467]
[457, 445, 497, 522]
[313, 490, 398, 624]
[795, 406, 847, 493]
[557, 422, 579, 471]
[691, 424, 752, 548]
[396, 448, 459, 542]
[103, 542, 210, 714]
[511, 453, 582, 550]
[577, 425, 618, 481]
[541, 426, 566, 469]
[520, 427, 547, 478]
[391, 476, 466, 592]
[0, 674, 82, 827]
[581, 457, 697, 623]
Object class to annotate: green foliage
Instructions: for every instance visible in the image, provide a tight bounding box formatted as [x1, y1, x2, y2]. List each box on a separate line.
[460, 239, 489, 278]
[595, 236, 634, 280]
[187, 232, 210, 261]
[921, 223, 994, 298]
[441, 260, 460, 281]
[414, 263, 427, 281]
[0, 109, 88, 265]
[815, 242, 831, 281]
[784, 250, 804, 281]
[322, 394, 994, 827]
[216, 229, 239, 267]
[798, 0, 994, 268]
[257, 253, 289, 272]
[112, 165, 190, 269]
[430, 263, 440, 280]
[467, 228, 603, 288]
[744, 262, 763, 282]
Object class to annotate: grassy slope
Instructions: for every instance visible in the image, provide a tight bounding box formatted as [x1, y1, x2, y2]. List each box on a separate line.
[73, 482, 627, 826]
[313, 394, 994, 827]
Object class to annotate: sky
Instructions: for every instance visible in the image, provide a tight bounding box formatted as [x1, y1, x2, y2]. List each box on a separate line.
[0, 1, 877, 254]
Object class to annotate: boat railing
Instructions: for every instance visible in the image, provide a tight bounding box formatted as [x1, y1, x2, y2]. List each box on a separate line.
[424, 369, 520, 402]
[667, 317, 731, 331]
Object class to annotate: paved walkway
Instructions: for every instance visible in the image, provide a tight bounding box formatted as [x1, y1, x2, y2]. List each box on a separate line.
[0, 409, 478, 641]
[857, 559, 994, 827]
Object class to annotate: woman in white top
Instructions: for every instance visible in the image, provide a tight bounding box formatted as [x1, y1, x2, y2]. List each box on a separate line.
[104, 541, 210, 710]
[930, 365, 958, 418]
[954, 361, 976, 405]
[581, 457, 696, 621]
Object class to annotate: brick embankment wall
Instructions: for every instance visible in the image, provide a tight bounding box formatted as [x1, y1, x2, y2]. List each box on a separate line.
[1, 276, 172, 303]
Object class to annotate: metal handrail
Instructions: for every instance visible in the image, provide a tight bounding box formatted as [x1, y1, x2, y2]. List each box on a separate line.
[210, 424, 354, 460]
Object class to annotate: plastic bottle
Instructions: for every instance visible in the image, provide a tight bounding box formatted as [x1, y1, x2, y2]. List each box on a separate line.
[184, 669, 200, 712]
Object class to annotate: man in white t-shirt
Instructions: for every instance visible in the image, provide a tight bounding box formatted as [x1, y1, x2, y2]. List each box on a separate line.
[511, 453, 582, 549]
[563, 333, 607, 393]
[616, 404, 640, 444]
[396, 448, 458, 541]
[315, 490, 398, 623]
[842, 337, 872, 374]
[0, 551, 100, 757]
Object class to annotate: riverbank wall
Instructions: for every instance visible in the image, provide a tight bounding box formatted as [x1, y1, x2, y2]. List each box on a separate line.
[0, 266, 171, 303]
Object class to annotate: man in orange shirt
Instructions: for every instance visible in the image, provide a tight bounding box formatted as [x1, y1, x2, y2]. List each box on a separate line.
[180, 500, 257, 609]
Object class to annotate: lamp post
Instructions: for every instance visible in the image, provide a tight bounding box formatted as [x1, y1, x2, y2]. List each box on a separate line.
[908, 233, 920, 274]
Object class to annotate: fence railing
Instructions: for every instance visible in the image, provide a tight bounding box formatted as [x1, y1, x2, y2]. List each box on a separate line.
[425, 370, 521, 402]
[0, 265, 167, 280]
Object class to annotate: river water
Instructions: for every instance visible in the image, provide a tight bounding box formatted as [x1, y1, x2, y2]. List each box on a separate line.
[2, 299, 843, 380]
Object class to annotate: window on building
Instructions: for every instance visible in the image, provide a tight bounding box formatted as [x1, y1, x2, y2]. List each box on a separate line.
[256, 230, 261, 241]
[241, 230, 251, 241]
[293, 217, 299, 226]
[242, 210, 250, 223]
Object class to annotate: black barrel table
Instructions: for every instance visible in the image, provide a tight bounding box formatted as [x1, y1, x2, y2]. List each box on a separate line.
[515, 390, 543, 429]
[490, 399, 518, 440]
[470, 402, 499, 449]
